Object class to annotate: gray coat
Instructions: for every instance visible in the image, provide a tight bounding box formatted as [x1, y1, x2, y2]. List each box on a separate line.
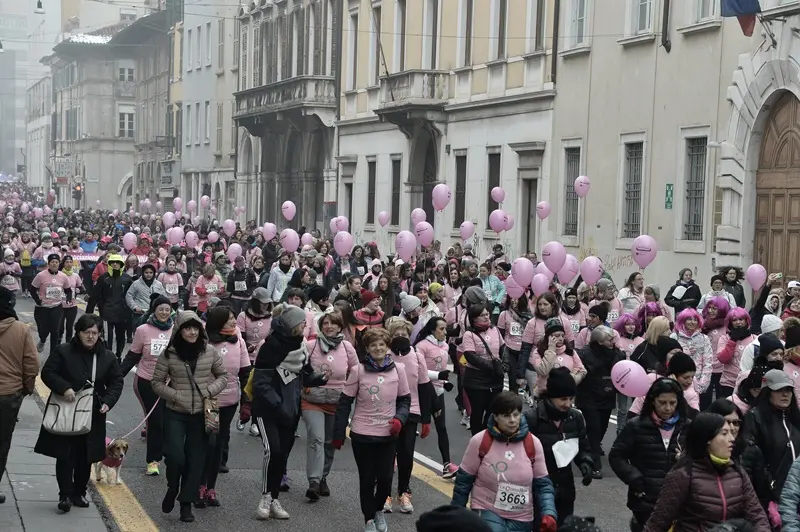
[125, 277, 166, 314]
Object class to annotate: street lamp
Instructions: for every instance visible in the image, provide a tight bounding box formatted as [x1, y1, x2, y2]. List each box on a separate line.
[34, 1, 45, 14]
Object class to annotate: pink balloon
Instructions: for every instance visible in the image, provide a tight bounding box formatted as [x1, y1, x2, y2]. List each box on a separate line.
[460, 221, 475, 241]
[144, 198, 151, 210]
[123, 232, 137, 251]
[556, 254, 580, 285]
[491, 187, 506, 204]
[536, 201, 551, 220]
[511, 258, 535, 287]
[173, 197, 183, 211]
[395, 230, 416, 261]
[432, 184, 451, 211]
[535, 262, 554, 281]
[329, 217, 340, 235]
[187, 200, 197, 213]
[414, 221, 434, 247]
[207, 231, 219, 243]
[531, 274, 550, 296]
[168, 227, 185, 245]
[612, 360, 651, 398]
[745, 264, 767, 291]
[49, 189, 55, 196]
[301, 233, 314, 246]
[377, 211, 390, 227]
[410, 208, 426, 228]
[192, 216, 201, 225]
[33, 208, 43, 218]
[488, 209, 508, 233]
[574, 175, 591, 198]
[227, 243, 243, 261]
[200, 195, 210, 208]
[282, 200, 297, 221]
[94, 200, 100, 207]
[162, 212, 175, 227]
[44, 206, 52, 215]
[223, 219, 236, 237]
[154, 201, 162, 212]
[580, 256, 604, 285]
[505, 215, 515, 231]
[335, 216, 349, 232]
[542, 241, 567, 274]
[210, 206, 217, 215]
[175, 210, 182, 219]
[505, 276, 526, 299]
[185, 231, 199, 248]
[280, 228, 300, 253]
[112, 209, 119, 217]
[631, 235, 658, 269]
[262, 223, 277, 241]
[333, 231, 354, 256]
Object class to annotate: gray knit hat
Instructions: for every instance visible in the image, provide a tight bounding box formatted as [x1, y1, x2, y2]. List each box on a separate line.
[279, 304, 307, 331]
[464, 286, 487, 306]
[399, 293, 422, 314]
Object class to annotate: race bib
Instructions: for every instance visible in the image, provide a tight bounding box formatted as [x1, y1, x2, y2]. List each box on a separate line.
[45, 286, 63, 300]
[509, 322, 523, 337]
[277, 367, 297, 384]
[235, 281, 247, 292]
[570, 320, 580, 333]
[357, 266, 365, 276]
[2, 275, 15, 287]
[206, 283, 219, 293]
[494, 483, 529, 513]
[165, 284, 179, 295]
[150, 339, 168, 356]
[608, 311, 619, 323]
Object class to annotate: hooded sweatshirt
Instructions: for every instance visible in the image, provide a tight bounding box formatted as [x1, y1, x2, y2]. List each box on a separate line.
[670, 329, 713, 393]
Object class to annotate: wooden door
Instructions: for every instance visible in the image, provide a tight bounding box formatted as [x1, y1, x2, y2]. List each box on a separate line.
[754, 92, 800, 281]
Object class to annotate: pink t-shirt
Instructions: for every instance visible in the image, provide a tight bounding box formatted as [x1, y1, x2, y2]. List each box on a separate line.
[497, 311, 526, 351]
[0, 262, 21, 292]
[717, 334, 755, 388]
[308, 338, 358, 390]
[236, 312, 271, 362]
[304, 310, 318, 341]
[615, 336, 644, 359]
[707, 327, 727, 373]
[61, 271, 83, 309]
[31, 270, 70, 308]
[343, 362, 411, 437]
[158, 272, 184, 304]
[211, 337, 250, 408]
[564, 309, 588, 336]
[394, 347, 431, 416]
[531, 345, 585, 394]
[187, 276, 200, 308]
[520, 315, 575, 347]
[461, 328, 505, 370]
[589, 298, 624, 325]
[459, 430, 549, 522]
[782, 361, 800, 409]
[196, 274, 224, 307]
[630, 373, 700, 414]
[416, 338, 449, 393]
[131, 323, 174, 380]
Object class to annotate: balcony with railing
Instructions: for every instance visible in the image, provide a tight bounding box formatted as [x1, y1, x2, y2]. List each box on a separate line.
[374, 70, 449, 135]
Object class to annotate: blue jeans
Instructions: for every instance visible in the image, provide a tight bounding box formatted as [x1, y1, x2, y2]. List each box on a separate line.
[617, 393, 632, 436]
[476, 509, 532, 532]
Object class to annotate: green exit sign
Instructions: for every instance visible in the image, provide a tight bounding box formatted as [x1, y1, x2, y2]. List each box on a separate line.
[665, 184, 674, 210]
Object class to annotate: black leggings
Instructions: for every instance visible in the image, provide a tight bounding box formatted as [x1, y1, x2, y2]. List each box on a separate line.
[395, 419, 417, 495]
[134, 376, 165, 464]
[200, 405, 236, 490]
[432, 393, 451, 464]
[257, 417, 297, 498]
[106, 321, 127, 358]
[465, 387, 502, 436]
[352, 438, 396, 523]
[163, 409, 207, 503]
[582, 407, 613, 470]
[55, 434, 91, 498]
[34, 305, 63, 354]
[59, 306, 78, 343]
[505, 348, 521, 394]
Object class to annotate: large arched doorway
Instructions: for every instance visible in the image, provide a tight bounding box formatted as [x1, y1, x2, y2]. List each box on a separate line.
[754, 91, 800, 280]
[408, 126, 439, 226]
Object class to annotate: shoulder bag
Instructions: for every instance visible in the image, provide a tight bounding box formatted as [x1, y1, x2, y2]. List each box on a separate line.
[185, 362, 220, 433]
[42, 355, 96, 435]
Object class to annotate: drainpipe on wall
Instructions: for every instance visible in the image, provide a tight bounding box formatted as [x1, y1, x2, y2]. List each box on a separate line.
[329, 0, 344, 227]
[661, 0, 672, 53]
[551, 0, 560, 84]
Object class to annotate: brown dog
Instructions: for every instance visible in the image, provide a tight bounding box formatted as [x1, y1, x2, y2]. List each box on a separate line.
[94, 437, 129, 485]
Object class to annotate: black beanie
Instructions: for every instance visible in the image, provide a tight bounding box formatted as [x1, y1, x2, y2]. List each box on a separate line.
[547, 367, 577, 398]
[758, 333, 784, 357]
[415, 505, 491, 532]
[545, 317, 565, 336]
[667, 352, 696, 376]
[656, 336, 682, 365]
[149, 293, 171, 313]
[588, 303, 609, 323]
[308, 284, 328, 304]
[785, 323, 800, 350]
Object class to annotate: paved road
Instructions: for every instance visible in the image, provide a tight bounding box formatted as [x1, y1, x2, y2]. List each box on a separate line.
[20, 297, 631, 531]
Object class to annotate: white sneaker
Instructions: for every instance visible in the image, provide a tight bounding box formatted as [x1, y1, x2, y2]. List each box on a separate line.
[460, 411, 469, 426]
[249, 423, 260, 437]
[397, 492, 413, 514]
[236, 420, 245, 431]
[374, 511, 388, 532]
[383, 496, 393, 513]
[364, 520, 378, 532]
[255, 494, 272, 520]
[465, 417, 471, 431]
[269, 498, 290, 519]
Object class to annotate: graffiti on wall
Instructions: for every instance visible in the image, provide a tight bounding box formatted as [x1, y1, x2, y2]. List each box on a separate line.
[576, 237, 636, 279]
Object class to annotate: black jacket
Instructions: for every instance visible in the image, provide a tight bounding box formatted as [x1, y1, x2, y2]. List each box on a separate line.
[461, 329, 505, 391]
[609, 414, 690, 513]
[576, 343, 625, 410]
[94, 272, 134, 324]
[630, 341, 660, 374]
[226, 267, 257, 298]
[665, 281, 702, 314]
[724, 280, 746, 308]
[35, 338, 123, 463]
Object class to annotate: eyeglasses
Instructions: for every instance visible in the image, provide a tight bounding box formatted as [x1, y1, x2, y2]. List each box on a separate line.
[726, 419, 742, 427]
[80, 331, 100, 338]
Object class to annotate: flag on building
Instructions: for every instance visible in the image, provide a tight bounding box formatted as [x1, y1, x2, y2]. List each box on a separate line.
[722, 0, 762, 37]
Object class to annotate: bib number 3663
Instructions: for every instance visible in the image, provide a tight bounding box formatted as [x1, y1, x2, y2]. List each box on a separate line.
[494, 483, 529, 512]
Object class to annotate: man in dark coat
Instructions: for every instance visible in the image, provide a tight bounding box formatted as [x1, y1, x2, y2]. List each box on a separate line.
[93, 254, 132, 360]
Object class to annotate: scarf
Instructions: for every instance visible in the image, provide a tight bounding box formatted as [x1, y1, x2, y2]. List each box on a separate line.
[318, 333, 344, 353]
[729, 326, 751, 342]
[508, 308, 532, 328]
[702, 316, 726, 334]
[364, 353, 394, 371]
[562, 301, 581, 316]
[245, 309, 268, 321]
[62, 267, 73, 276]
[278, 342, 309, 374]
[651, 412, 680, 431]
[147, 313, 173, 331]
[543, 399, 569, 421]
[471, 322, 491, 332]
[426, 334, 446, 348]
[710, 454, 732, 466]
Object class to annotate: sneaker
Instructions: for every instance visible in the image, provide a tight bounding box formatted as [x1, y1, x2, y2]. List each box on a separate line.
[397, 492, 413, 514]
[255, 494, 272, 520]
[36, 341, 45, 353]
[206, 489, 220, 507]
[57, 496, 72, 513]
[280, 474, 290, 492]
[591, 470, 603, 480]
[319, 477, 330, 497]
[196, 485, 207, 508]
[269, 498, 290, 519]
[383, 496, 393, 513]
[236, 420, 245, 431]
[70, 495, 90, 508]
[146, 462, 159, 476]
[305, 481, 320, 502]
[218, 463, 229, 473]
[460, 411, 468, 426]
[364, 520, 378, 532]
[465, 418, 471, 431]
[179, 502, 195, 522]
[161, 488, 177, 513]
[249, 423, 260, 437]
[374, 511, 389, 532]
[442, 463, 458, 479]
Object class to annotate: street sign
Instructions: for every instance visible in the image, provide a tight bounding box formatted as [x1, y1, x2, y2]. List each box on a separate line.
[665, 184, 674, 210]
[53, 156, 73, 179]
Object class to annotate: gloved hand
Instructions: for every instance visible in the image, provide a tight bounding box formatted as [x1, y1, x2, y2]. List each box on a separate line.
[239, 403, 251, 423]
[579, 463, 593, 486]
[332, 439, 344, 450]
[389, 418, 403, 437]
[443, 382, 454, 392]
[420, 424, 430, 439]
[437, 370, 450, 381]
[540, 515, 558, 532]
[630, 477, 647, 495]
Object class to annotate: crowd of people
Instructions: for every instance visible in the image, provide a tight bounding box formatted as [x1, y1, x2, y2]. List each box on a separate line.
[0, 182, 798, 531]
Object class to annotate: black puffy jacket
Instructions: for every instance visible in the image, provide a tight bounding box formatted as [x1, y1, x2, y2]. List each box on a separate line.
[609, 413, 690, 513]
[576, 343, 625, 411]
[94, 272, 133, 324]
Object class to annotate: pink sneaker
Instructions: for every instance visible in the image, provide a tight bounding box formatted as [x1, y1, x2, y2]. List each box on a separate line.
[196, 485, 208, 508]
[206, 489, 220, 507]
[442, 463, 458, 479]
